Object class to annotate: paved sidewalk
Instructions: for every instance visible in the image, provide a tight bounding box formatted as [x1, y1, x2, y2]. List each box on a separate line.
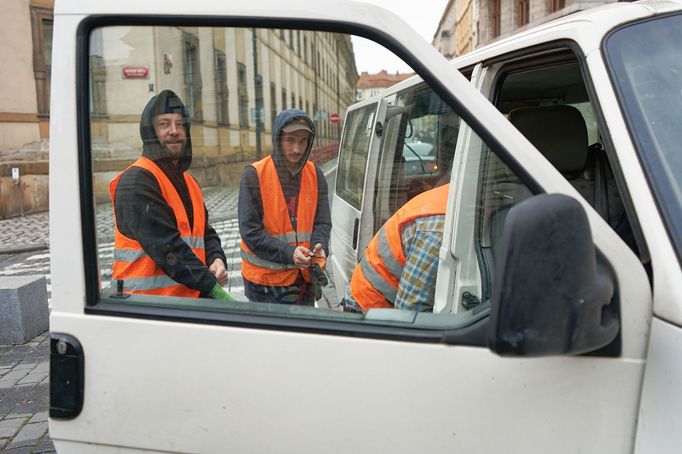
[0, 332, 53, 453]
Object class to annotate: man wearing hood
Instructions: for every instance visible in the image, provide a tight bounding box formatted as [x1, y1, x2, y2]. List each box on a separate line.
[109, 90, 233, 301]
[239, 109, 331, 305]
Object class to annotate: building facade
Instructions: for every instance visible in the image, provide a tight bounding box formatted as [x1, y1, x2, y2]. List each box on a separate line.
[434, 0, 622, 58]
[0, 0, 53, 218]
[89, 27, 358, 201]
[356, 70, 413, 102]
[0, 10, 359, 217]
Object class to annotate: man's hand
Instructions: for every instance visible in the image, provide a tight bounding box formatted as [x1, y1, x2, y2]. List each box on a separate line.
[293, 246, 313, 268]
[208, 258, 228, 285]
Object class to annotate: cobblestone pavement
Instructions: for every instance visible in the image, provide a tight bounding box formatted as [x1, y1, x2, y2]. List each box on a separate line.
[0, 332, 53, 453]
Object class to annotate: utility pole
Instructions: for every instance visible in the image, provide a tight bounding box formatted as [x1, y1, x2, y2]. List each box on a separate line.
[252, 28, 263, 159]
[335, 38, 340, 143]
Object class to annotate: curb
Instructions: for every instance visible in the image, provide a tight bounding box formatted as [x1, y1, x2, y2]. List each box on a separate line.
[0, 242, 50, 255]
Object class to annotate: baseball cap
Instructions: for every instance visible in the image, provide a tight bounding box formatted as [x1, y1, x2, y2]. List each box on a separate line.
[282, 116, 313, 134]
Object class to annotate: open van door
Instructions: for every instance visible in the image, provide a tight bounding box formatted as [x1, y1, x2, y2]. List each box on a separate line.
[49, 1, 653, 452]
[329, 96, 386, 303]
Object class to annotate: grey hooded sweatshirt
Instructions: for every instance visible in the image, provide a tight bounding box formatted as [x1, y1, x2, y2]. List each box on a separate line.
[238, 108, 331, 269]
[113, 89, 226, 297]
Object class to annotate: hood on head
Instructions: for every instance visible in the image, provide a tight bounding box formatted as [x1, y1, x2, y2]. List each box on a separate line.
[271, 108, 316, 175]
[139, 89, 192, 171]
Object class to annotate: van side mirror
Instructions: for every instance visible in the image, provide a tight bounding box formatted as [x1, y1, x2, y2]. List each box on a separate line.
[488, 194, 619, 356]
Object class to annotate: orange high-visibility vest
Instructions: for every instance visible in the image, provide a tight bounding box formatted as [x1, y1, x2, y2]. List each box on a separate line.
[109, 156, 206, 297]
[241, 156, 318, 286]
[350, 184, 449, 311]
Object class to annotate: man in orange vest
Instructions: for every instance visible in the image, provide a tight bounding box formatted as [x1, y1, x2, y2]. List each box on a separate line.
[110, 90, 233, 300]
[342, 183, 449, 313]
[239, 109, 331, 305]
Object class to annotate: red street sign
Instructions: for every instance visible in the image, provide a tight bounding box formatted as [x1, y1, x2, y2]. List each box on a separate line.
[122, 66, 149, 79]
[329, 113, 340, 123]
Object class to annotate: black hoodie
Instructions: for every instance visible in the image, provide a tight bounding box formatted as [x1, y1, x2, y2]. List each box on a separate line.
[113, 90, 226, 296]
[238, 108, 331, 267]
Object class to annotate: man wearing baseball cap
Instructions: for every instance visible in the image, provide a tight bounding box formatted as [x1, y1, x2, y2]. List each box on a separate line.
[238, 108, 331, 305]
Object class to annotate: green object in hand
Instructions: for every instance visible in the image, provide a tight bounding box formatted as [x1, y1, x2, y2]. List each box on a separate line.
[210, 283, 236, 302]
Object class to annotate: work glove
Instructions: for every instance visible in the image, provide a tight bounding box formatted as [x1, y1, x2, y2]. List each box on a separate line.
[209, 283, 236, 302]
[310, 263, 328, 288]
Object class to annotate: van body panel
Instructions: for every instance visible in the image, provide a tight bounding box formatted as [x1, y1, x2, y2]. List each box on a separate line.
[48, 13, 88, 316]
[635, 317, 682, 452]
[49, 313, 645, 453]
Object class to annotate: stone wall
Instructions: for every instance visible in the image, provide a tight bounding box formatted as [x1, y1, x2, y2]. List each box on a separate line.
[0, 141, 49, 219]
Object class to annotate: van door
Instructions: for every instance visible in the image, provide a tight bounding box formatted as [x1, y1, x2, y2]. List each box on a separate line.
[49, 2, 651, 453]
[330, 97, 386, 302]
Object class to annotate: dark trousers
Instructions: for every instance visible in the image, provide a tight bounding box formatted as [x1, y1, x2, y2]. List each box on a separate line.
[244, 278, 314, 306]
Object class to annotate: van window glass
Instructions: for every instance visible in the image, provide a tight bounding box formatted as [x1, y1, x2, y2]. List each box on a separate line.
[604, 12, 682, 261]
[373, 83, 460, 231]
[335, 103, 377, 209]
[84, 23, 513, 335]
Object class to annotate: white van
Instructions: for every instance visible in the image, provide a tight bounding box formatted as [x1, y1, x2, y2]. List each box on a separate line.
[49, 0, 681, 452]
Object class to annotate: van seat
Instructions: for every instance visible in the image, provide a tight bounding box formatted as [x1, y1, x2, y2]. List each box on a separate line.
[490, 105, 595, 260]
[508, 105, 593, 204]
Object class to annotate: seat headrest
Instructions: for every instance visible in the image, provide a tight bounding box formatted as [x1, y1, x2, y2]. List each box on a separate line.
[508, 105, 588, 173]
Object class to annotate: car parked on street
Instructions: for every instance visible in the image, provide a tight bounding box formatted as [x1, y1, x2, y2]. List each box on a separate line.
[50, 0, 682, 452]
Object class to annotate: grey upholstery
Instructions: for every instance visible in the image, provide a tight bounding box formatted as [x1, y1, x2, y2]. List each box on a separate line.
[508, 105, 589, 174]
[491, 105, 594, 262]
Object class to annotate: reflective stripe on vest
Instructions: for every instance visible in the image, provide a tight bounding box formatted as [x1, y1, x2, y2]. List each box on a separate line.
[114, 236, 205, 263]
[240, 156, 318, 287]
[109, 156, 206, 297]
[350, 184, 450, 311]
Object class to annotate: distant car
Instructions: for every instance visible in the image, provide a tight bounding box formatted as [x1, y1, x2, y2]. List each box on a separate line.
[402, 140, 438, 175]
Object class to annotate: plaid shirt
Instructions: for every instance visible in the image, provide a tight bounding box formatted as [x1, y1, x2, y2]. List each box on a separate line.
[343, 214, 445, 312]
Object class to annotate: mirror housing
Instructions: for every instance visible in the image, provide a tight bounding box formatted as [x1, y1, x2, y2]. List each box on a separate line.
[488, 194, 619, 356]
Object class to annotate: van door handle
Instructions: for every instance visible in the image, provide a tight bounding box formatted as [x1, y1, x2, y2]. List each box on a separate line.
[352, 218, 359, 249]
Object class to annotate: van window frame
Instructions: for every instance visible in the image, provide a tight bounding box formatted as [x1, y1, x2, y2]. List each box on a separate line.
[75, 14, 538, 345]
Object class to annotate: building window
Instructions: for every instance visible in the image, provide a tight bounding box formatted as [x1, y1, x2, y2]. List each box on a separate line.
[491, 0, 501, 38]
[550, 0, 566, 12]
[282, 88, 287, 111]
[297, 31, 301, 56]
[237, 62, 249, 128]
[183, 33, 203, 121]
[270, 83, 277, 129]
[214, 49, 229, 125]
[299, 96, 303, 110]
[30, 7, 53, 117]
[304, 36, 308, 64]
[517, 0, 530, 26]
[291, 94, 296, 111]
